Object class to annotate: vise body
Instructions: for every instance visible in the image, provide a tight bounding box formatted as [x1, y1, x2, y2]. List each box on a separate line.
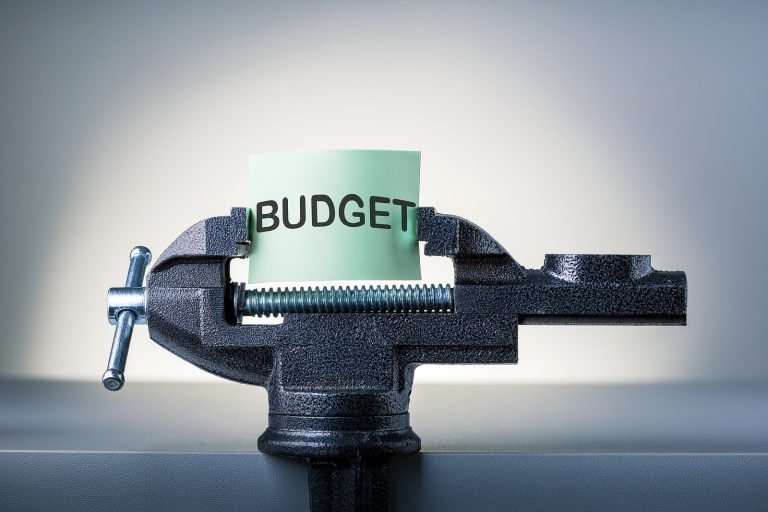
[105, 206, 687, 512]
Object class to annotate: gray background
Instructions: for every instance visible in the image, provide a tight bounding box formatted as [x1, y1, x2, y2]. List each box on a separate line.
[0, 1, 766, 384]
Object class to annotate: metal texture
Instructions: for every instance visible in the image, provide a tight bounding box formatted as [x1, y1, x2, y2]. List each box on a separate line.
[108, 287, 147, 325]
[102, 246, 151, 391]
[240, 284, 454, 317]
[106, 207, 687, 511]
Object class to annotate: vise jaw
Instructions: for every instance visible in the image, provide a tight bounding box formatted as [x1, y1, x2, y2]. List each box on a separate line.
[105, 206, 686, 512]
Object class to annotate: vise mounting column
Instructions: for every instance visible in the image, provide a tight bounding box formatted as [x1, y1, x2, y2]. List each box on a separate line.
[104, 206, 687, 512]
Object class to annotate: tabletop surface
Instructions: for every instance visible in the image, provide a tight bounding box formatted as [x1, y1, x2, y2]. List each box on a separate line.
[3, 380, 768, 511]
[1, 379, 767, 453]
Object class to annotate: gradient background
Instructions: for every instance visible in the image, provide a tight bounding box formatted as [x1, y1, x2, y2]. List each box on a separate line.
[0, 1, 766, 385]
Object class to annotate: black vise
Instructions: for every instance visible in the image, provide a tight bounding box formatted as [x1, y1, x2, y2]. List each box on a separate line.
[105, 206, 687, 512]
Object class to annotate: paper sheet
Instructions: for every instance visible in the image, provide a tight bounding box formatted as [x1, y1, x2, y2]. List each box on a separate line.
[248, 150, 421, 283]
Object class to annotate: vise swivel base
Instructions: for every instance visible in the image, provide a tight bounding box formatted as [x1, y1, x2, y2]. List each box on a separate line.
[105, 207, 687, 512]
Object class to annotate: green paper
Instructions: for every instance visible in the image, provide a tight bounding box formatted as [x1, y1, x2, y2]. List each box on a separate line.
[248, 150, 421, 283]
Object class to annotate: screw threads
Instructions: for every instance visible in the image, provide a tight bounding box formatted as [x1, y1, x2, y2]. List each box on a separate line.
[241, 284, 454, 317]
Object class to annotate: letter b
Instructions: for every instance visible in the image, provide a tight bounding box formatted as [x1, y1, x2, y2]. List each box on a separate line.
[255, 200, 279, 232]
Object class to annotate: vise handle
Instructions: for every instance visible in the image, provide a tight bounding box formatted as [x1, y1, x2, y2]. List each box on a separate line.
[102, 246, 151, 391]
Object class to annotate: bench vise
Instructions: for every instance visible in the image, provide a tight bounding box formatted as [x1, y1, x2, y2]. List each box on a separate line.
[104, 206, 687, 512]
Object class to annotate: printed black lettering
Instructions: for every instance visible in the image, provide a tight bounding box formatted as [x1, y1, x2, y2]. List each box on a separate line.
[311, 194, 335, 227]
[369, 196, 391, 229]
[256, 200, 279, 232]
[392, 199, 416, 232]
[339, 194, 365, 227]
[282, 196, 306, 229]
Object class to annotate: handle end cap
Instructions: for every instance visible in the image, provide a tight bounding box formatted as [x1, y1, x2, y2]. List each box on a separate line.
[102, 369, 125, 391]
[130, 246, 152, 262]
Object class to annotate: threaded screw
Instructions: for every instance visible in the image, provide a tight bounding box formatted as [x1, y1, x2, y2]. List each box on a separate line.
[239, 284, 454, 317]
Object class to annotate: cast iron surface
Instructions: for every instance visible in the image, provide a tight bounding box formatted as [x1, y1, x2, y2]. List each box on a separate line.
[138, 206, 686, 512]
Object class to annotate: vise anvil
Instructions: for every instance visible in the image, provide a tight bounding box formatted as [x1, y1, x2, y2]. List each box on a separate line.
[104, 206, 687, 512]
